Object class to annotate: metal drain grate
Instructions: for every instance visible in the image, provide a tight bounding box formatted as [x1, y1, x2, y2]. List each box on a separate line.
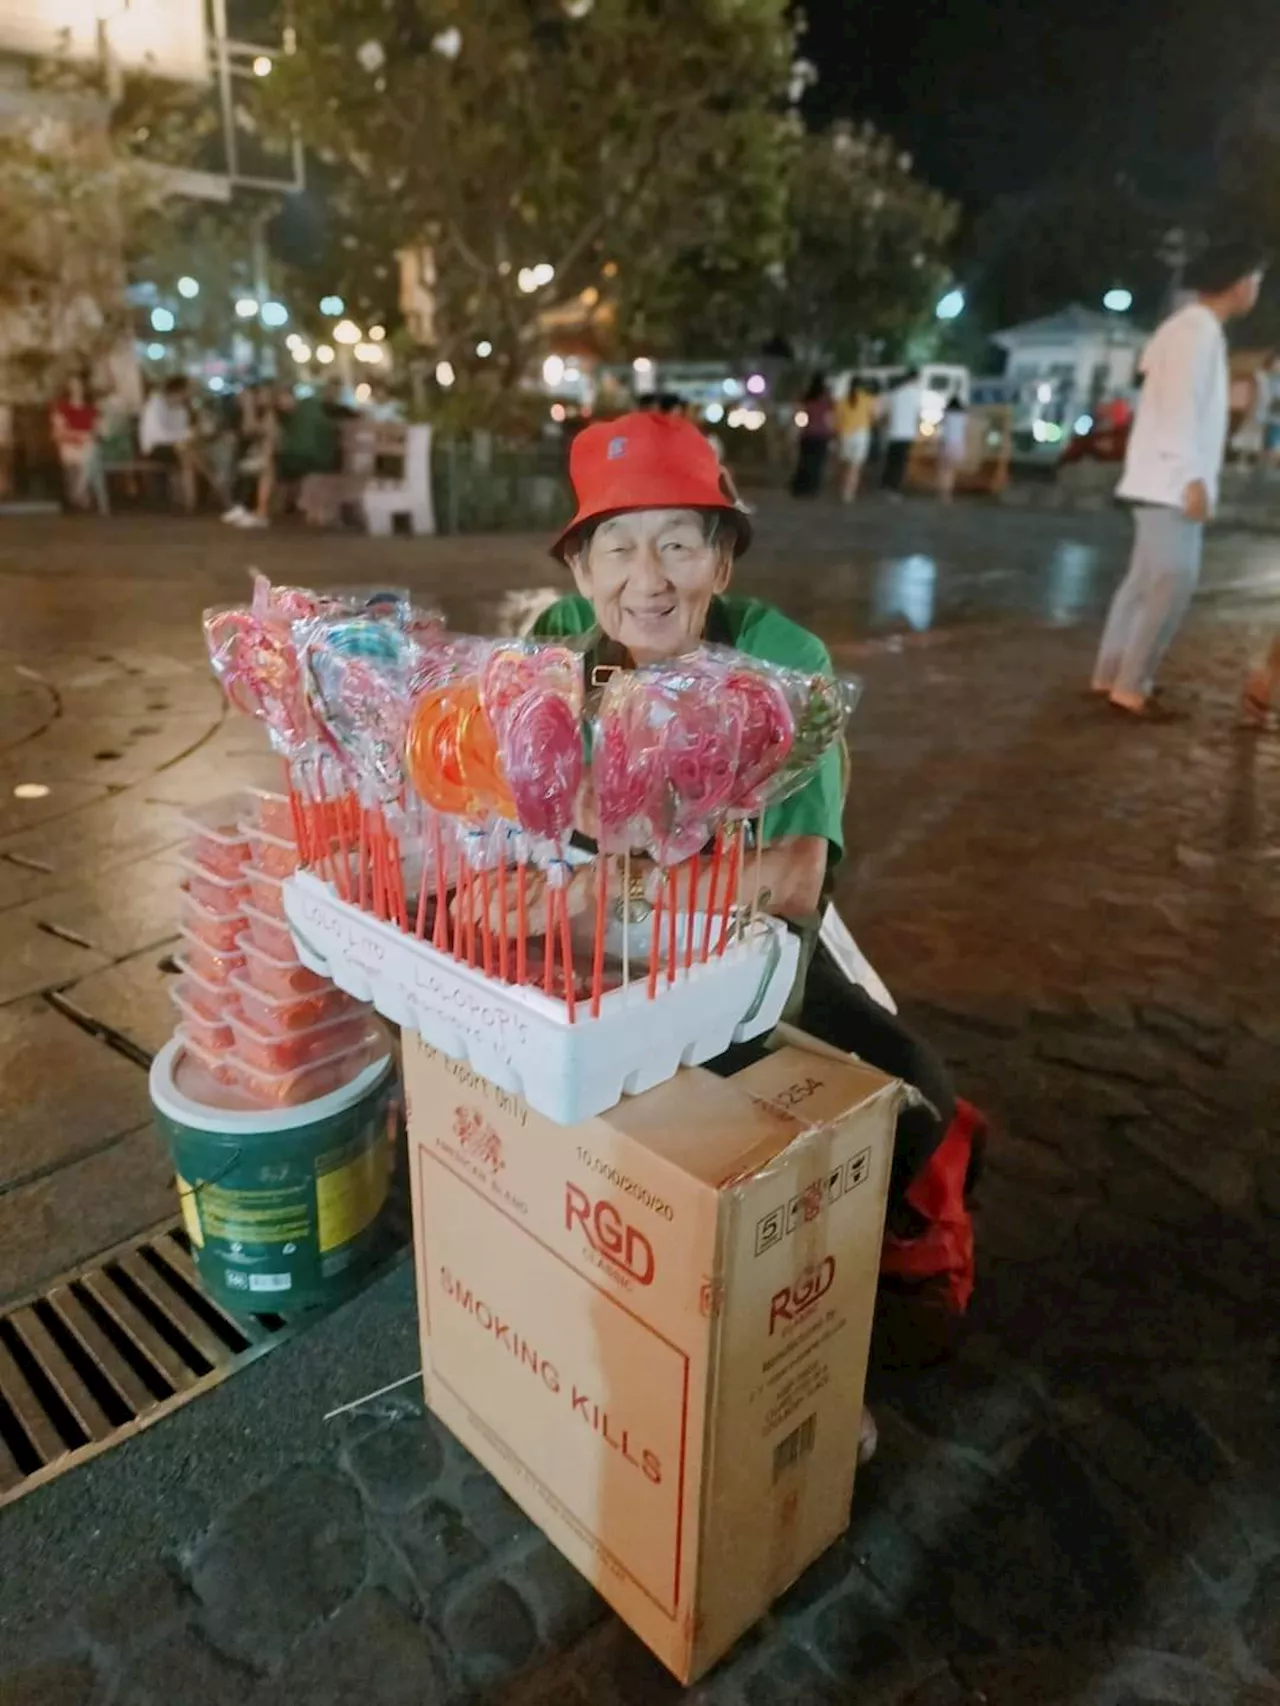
[0, 1223, 291, 1508]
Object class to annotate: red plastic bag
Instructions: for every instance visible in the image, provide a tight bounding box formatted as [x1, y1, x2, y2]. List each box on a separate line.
[880, 1098, 985, 1315]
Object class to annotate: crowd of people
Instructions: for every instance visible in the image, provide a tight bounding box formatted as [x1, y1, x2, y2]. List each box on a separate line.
[790, 369, 970, 504]
[48, 373, 404, 525]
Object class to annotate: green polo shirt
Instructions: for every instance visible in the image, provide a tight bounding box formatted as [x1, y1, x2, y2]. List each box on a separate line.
[530, 594, 845, 865]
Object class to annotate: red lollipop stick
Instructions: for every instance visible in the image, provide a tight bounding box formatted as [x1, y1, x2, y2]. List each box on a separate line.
[543, 885, 556, 1000]
[701, 831, 723, 963]
[716, 827, 742, 956]
[497, 858, 510, 982]
[666, 867, 678, 986]
[415, 825, 430, 939]
[432, 819, 448, 950]
[557, 885, 577, 1023]
[357, 810, 369, 913]
[647, 882, 663, 1002]
[685, 855, 699, 975]
[479, 867, 495, 978]
[452, 864, 466, 959]
[516, 860, 529, 984]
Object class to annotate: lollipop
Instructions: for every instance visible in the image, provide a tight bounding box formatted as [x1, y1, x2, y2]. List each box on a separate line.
[722, 665, 795, 814]
[494, 669, 585, 1013]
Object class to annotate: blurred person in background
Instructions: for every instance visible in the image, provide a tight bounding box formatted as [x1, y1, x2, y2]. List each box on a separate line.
[936, 392, 969, 503]
[881, 369, 923, 498]
[836, 378, 876, 503]
[1091, 240, 1266, 720]
[139, 375, 207, 512]
[50, 373, 107, 515]
[790, 372, 834, 497]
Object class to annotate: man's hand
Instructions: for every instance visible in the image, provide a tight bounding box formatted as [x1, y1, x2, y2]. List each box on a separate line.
[1182, 479, 1210, 523]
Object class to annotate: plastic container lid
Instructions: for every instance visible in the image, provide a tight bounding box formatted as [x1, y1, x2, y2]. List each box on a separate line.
[176, 930, 246, 981]
[151, 1034, 393, 1133]
[180, 791, 252, 838]
[236, 932, 326, 987]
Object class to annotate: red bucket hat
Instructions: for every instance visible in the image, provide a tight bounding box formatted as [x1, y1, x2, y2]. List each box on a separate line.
[551, 412, 752, 560]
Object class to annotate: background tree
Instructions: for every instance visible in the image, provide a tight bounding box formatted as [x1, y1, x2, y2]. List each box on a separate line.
[257, 0, 796, 387]
[769, 122, 959, 370]
[0, 117, 155, 399]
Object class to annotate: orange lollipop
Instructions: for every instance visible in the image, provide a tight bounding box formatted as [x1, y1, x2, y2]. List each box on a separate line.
[405, 686, 472, 816]
[455, 687, 517, 819]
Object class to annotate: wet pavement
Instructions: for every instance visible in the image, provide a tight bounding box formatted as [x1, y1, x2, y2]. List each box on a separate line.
[0, 497, 1278, 1704]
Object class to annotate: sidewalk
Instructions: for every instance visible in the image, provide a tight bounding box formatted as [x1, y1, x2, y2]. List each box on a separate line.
[0, 504, 1277, 1704]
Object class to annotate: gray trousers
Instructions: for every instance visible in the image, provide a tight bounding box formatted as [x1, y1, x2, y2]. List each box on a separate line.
[1094, 503, 1203, 700]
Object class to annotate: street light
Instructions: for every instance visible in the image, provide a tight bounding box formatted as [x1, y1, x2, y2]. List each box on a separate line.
[177, 276, 199, 299]
[542, 354, 566, 387]
[333, 319, 362, 345]
[145, 342, 166, 360]
[253, 55, 273, 76]
[369, 325, 387, 342]
[150, 306, 175, 331]
[476, 340, 493, 358]
[316, 345, 336, 364]
[436, 360, 456, 388]
[235, 297, 260, 319]
[935, 288, 965, 321]
[260, 301, 289, 328]
[319, 295, 345, 316]
[1103, 287, 1133, 313]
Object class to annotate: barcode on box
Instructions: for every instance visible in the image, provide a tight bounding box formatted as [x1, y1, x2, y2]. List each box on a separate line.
[248, 1273, 292, 1293]
[772, 1412, 816, 1483]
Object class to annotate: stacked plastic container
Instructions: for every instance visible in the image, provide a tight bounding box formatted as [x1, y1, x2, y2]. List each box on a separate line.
[173, 789, 386, 1105]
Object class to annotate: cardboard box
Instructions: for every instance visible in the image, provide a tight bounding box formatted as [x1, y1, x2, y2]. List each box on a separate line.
[404, 1029, 901, 1683]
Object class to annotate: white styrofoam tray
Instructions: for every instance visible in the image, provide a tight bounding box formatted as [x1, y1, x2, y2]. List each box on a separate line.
[282, 869, 799, 1125]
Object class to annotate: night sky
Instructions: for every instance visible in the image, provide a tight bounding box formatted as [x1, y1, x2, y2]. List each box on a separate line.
[802, 0, 1277, 207]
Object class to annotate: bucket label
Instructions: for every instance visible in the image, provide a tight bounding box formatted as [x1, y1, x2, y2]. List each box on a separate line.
[175, 1174, 205, 1248]
[197, 1180, 312, 1247]
[316, 1136, 388, 1253]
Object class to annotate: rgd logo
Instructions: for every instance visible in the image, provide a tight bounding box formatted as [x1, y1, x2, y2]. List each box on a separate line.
[769, 1255, 836, 1334]
[565, 1183, 655, 1286]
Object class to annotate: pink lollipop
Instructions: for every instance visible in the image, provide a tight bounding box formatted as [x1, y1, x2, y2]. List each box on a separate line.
[723, 666, 795, 814]
[500, 689, 583, 841]
[592, 679, 664, 851]
[647, 691, 742, 865]
[203, 607, 312, 757]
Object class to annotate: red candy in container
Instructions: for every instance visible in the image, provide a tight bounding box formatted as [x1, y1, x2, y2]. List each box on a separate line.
[168, 777, 386, 1110]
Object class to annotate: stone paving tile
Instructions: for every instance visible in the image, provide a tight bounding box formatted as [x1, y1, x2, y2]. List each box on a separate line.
[0, 1121, 173, 1305]
[184, 1466, 368, 1670]
[0, 777, 112, 840]
[55, 947, 180, 1060]
[112, 1627, 258, 1706]
[22, 850, 187, 961]
[245, 1591, 451, 1706]
[0, 999, 151, 1190]
[0, 912, 108, 1006]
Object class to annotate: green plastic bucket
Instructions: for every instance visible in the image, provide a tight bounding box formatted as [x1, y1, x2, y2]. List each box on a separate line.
[149, 1038, 399, 1315]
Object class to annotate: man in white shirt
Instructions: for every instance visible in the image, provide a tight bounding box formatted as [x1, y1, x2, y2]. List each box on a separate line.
[1092, 242, 1266, 719]
[881, 370, 923, 497]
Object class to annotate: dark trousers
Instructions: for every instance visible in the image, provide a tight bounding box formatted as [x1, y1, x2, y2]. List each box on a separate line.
[798, 942, 954, 1219]
[791, 436, 830, 497]
[882, 439, 911, 492]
